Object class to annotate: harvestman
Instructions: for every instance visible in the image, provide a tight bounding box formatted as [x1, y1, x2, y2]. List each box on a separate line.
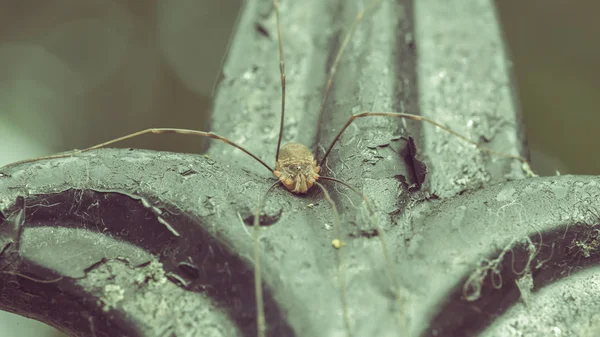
[2, 0, 535, 336]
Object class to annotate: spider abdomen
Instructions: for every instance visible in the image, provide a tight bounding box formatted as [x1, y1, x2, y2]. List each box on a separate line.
[273, 143, 320, 194]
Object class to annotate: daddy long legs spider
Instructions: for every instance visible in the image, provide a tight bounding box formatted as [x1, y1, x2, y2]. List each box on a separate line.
[1, 0, 535, 336]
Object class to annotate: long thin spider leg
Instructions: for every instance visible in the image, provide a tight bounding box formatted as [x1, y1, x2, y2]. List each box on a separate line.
[314, 181, 351, 337]
[2, 128, 274, 173]
[253, 181, 280, 337]
[0, 271, 64, 284]
[316, 0, 383, 151]
[210, 4, 244, 98]
[318, 112, 535, 176]
[319, 176, 408, 334]
[274, 0, 286, 162]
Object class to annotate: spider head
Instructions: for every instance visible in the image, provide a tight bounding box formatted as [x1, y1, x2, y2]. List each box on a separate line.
[273, 143, 321, 194]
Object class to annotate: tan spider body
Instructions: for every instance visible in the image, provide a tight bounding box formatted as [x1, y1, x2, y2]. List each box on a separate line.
[273, 143, 321, 194]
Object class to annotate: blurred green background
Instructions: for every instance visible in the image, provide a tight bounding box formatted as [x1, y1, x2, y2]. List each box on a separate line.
[496, 1, 600, 176]
[0, 0, 598, 336]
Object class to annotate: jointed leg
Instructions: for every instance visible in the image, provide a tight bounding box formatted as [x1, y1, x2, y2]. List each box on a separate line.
[253, 181, 280, 337]
[274, 0, 286, 162]
[320, 176, 408, 334]
[313, 181, 351, 337]
[316, 0, 383, 142]
[2, 128, 274, 173]
[319, 112, 535, 176]
[0, 270, 64, 284]
[253, 180, 352, 337]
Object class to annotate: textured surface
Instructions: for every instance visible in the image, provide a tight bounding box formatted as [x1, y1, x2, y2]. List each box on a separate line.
[3, 0, 599, 337]
[415, 0, 527, 197]
[3, 152, 600, 336]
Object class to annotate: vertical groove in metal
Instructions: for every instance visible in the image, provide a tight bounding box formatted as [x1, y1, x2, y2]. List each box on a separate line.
[209, 0, 332, 175]
[211, 0, 527, 198]
[415, 0, 527, 197]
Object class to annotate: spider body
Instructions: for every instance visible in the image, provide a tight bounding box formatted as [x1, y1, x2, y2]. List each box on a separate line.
[273, 143, 320, 194]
